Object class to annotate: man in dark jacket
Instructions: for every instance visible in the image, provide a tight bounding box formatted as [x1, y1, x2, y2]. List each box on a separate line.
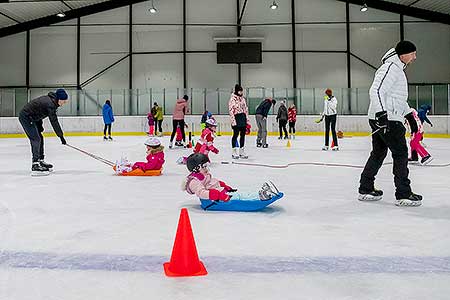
[255, 97, 276, 148]
[18, 89, 69, 176]
[276, 100, 289, 139]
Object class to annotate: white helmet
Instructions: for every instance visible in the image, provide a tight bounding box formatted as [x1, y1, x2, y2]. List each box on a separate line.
[205, 118, 217, 127]
[144, 137, 161, 147]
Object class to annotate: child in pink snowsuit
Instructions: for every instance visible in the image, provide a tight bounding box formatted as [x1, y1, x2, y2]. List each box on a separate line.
[194, 118, 219, 159]
[132, 137, 165, 171]
[147, 112, 155, 136]
[182, 153, 279, 202]
[405, 108, 432, 165]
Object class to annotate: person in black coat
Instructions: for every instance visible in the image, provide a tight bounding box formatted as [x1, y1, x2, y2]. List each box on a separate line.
[18, 89, 69, 175]
[255, 98, 276, 148]
[276, 100, 289, 139]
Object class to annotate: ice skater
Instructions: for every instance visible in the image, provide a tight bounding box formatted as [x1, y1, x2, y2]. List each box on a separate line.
[182, 153, 279, 202]
[194, 118, 219, 159]
[255, 97, 276, 148]
[18, 89, 68, 176]
[147, 109, 155, 136]
[321, 89, 338, 150]
[102, 100, 114, 141]
[229, 84, 249, 159]
[405, 108, 432, 165]
[358, 40, 422, 207]
[288, 103, 297, 139]
[276, 100, 288, 139]
[169, 95, 189, 148]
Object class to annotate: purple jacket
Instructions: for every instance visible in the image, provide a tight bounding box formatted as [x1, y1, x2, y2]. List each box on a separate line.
[147, 112, 155, 126]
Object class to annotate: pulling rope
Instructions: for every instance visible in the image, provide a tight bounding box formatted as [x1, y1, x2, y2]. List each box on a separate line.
[222, 160, 450, 169]
[66, 144, 115, 167]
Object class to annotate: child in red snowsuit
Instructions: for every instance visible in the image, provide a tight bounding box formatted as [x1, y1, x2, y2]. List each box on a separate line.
[288, 103, 297, 139]
[194, 118, 219, 159]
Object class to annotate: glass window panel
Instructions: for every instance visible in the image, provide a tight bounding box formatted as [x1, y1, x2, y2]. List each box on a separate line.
[432, 85, 448, 115]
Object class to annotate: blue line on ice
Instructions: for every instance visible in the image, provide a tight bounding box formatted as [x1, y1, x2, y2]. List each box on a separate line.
[1, 251, 449, 273]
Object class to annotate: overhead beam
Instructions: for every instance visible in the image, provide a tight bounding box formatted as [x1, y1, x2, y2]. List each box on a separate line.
[336, 0, 450, 25]
[61, 1, 73, 10]
[0, 0, 148, 38]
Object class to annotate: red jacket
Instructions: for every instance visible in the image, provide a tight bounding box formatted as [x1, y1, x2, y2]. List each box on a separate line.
[288, 107, 297, 122]
[194, 128, 218, 155]
[132, 149, 165, 171]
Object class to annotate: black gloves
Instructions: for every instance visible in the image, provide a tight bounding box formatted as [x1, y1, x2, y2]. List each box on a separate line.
[375, 111, 388, 134]
[60, 136, 67, 145]
[227, 188, 238, 193]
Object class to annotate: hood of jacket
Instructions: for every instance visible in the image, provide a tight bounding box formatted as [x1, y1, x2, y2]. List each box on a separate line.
[382, 48, 406, 70]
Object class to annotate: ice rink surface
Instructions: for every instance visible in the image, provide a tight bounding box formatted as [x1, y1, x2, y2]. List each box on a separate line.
[0, 134, 450, 300]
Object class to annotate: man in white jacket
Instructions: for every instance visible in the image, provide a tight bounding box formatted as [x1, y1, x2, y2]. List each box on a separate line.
[358, 40, 422, 207]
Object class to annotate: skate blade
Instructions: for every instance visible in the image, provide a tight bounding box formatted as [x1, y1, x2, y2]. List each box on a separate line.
[358, 194, 382, 201]
[31, 171, 50, 177]
[421, 157, 433, 166]
[395, 200, 422, 207]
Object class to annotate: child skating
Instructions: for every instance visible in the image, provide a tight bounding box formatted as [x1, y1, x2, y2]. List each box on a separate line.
[405, 108, 433, 165]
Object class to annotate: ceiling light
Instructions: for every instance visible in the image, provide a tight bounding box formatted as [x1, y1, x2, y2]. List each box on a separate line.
[56, 12, 66, 18]
[149, 0, 158, 14]
[360, 3, 368, 12]
[270, 1, 278, 10]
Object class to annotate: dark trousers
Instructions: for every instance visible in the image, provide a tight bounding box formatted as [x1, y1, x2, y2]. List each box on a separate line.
[104, 124, 112, 136]
[325, 114, 338, 146]
[170, 119, 185, 142]
[289, 121, 296, 134]
[231, 126, 246, 148]
[279, 120, 288, 138]
[359, 120, 412, 199]
[155, 120, 163, 133]
[19, 113, 44, 162]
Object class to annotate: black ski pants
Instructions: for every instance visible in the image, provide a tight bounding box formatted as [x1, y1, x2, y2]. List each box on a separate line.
[19, 112, 45, 162]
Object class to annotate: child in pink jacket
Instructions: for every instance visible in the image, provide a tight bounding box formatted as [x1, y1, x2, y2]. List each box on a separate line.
[132, 137, 165, 171]
[182, 153, 279, 201]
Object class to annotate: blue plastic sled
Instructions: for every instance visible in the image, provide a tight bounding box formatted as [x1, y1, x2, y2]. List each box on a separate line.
[199, 192, 284, 212]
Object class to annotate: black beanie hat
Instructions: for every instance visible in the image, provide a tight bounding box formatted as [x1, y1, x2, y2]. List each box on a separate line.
[395, 40, 416, 56]
[183, 95, 189, 101]
[234, 84, 243, 94]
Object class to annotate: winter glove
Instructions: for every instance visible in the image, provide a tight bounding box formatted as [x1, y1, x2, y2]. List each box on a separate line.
[209, 189, 230, 201]
[315, 115, 324, 124]
[375, 111, 389, 134]
[60, 136, 67, 145]
[430, 123, 433, 127]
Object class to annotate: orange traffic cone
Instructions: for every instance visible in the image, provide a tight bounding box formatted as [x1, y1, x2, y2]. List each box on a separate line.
[286, 139, 291, 148]
[163, 208, 208, 277]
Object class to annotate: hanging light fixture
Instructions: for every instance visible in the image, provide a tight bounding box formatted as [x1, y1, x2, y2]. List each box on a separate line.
[149, 0, 158, 13]
[56, 12, 66, 18]
[270, 1, 278, 10]
[360, 3, 368, 12]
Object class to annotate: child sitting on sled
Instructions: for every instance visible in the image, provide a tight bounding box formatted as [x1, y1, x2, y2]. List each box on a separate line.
[115, 137, 165, 174]
[194, 118, 219, 159]
[182, 153, 279, 201]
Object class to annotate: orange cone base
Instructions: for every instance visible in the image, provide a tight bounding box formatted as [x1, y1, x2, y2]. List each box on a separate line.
[163, 261, 208, 277]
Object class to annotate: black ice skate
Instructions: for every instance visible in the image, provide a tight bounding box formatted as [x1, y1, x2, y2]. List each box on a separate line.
[420, 155, 433, 166]
[108, 136, 113, 141]
[39, 159, 53, 172]
[395, 193, 422, 207]
[358, 189, 383, 201]
[31, 162, 50, 176]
